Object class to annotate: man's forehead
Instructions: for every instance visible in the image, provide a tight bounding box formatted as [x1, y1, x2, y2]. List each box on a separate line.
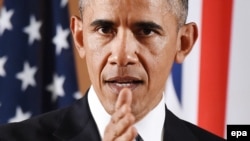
[81, 0, 175, 27]
[84, 0, 168, 8]
[82, 0, 171, 18]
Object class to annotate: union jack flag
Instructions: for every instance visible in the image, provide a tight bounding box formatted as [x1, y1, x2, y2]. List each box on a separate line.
[166, 0, 250, 138]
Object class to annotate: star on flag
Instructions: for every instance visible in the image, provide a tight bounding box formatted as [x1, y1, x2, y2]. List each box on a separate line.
[52, 25, 70, 55]
[0, 56, 8, 77]
[60, 0, 68, 8]
[0, 7, 14, 35]
[16, 62, 38, 91]
[47, 74, 66, 101]
[23, 15, 42, 45]
[8, 107, 32, 123]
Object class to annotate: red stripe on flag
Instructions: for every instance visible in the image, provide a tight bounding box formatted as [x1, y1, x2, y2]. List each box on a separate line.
[198, 0, 233, 137]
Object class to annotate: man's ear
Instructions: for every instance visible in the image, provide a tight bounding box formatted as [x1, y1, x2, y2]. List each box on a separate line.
[175, 22, 198, 63]
[70, 16, 85, 58]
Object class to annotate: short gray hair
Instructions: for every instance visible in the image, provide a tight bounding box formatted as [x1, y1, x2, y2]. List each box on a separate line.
[168, 0, 189, 26]
[78, 0, 188, 26]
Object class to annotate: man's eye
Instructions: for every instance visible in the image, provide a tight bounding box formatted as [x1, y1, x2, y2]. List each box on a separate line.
[97, 27, 114, 35]
[137, 28, 155, 36]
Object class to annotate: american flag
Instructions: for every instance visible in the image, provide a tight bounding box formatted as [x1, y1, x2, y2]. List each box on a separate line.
[166, 0, 250, 138]
[0, 0, 80, 124]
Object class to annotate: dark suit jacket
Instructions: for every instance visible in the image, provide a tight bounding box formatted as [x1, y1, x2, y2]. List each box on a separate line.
[0, 92, 225, 141]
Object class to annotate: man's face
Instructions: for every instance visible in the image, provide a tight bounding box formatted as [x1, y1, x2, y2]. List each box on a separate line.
[78, 0, 182, 119]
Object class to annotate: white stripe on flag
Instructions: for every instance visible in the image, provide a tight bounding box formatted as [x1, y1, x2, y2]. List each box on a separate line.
[226, 0, 250, 125]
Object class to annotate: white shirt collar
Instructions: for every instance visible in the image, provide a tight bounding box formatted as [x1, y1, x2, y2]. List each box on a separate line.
[88, 86, 166, 141]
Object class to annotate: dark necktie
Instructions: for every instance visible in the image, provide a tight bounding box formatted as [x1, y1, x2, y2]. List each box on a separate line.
[135, 134, 144, 141]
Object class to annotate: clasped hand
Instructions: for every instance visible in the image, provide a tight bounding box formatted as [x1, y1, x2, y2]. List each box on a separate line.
[103, 88, 138, 141]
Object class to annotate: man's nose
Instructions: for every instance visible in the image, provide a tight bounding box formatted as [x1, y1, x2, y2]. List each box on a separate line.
[108, 31, 139, 67]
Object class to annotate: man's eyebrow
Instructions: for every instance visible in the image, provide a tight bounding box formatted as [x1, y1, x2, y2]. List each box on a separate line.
[90, 19, 115, 27]
[133, 21, 163, 31]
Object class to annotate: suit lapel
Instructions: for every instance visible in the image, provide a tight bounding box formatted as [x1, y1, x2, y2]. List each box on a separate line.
[163, 108, 198, 141]
[53, 92, 101, 141]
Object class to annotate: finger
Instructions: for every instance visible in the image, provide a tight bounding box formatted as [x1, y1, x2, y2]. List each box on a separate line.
[115, 88, 132, 111]
[111, 104, 130, 124]
[103, 113, 135, 141]
[113, 88, 133, 123]
[115, 126, 138, 141]
[113, 112, 135, 137]
[103, 88, 134, 141]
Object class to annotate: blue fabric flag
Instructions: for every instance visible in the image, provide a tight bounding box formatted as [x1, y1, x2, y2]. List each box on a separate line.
[0, 0, 80, 124]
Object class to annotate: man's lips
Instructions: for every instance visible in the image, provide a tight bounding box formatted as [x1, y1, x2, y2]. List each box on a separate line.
[104, 76, 143, 94]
